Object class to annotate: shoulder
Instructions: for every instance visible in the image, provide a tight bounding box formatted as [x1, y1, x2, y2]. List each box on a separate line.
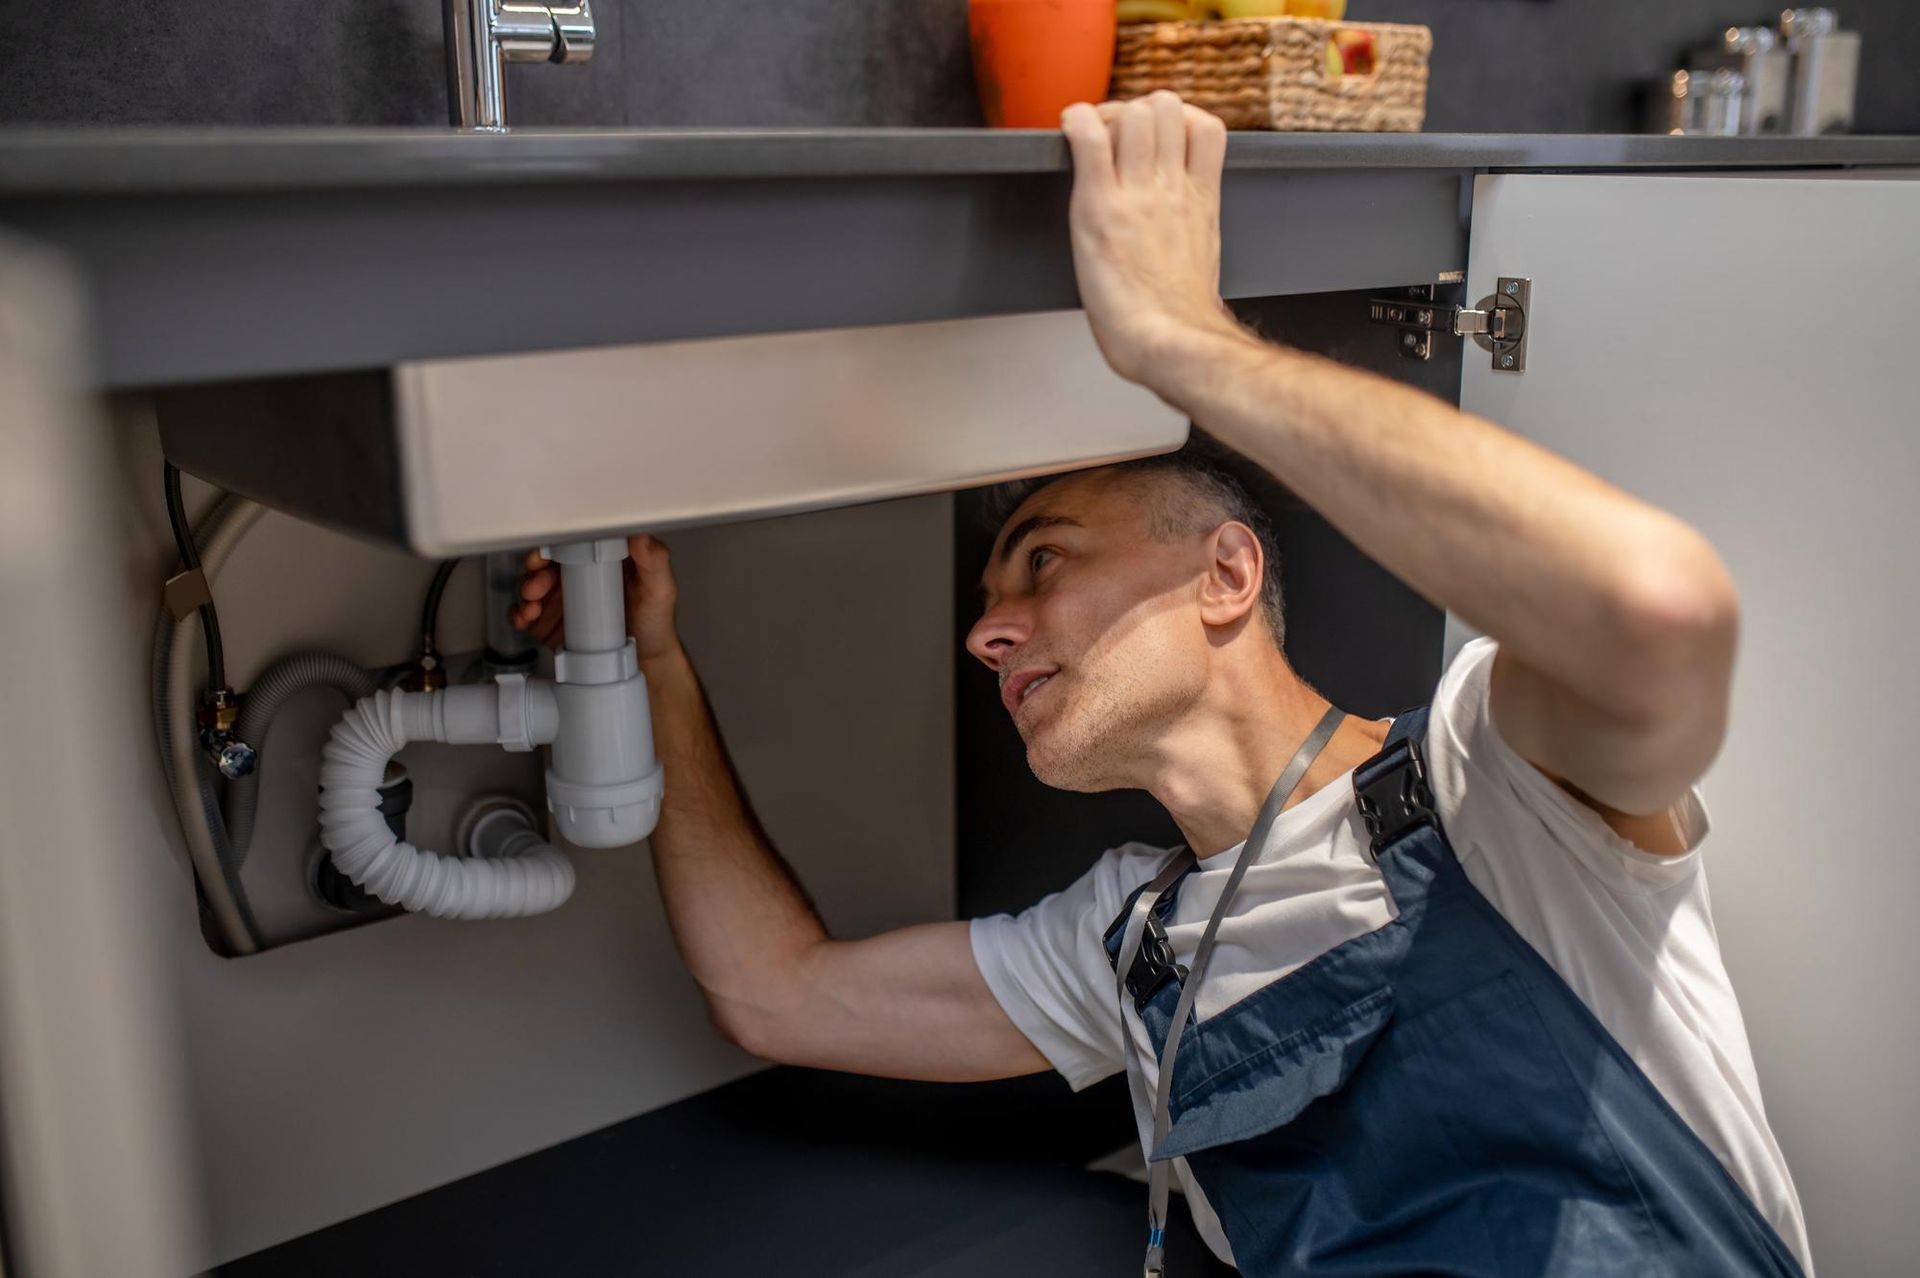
[1431, 633, 1500, 730]
[968, 842, 1173, 1090]
[1424, 635, 1709, 892]
[978, 841, 1178, 945]
[1067, 840, 1184, 927]
[1419, 635, 1503, 792]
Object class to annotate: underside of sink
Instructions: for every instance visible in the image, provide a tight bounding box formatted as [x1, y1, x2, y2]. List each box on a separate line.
[157, 309, 1188, 555]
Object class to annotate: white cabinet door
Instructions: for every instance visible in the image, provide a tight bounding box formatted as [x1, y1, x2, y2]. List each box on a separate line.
[1456, 173, 1920, 1277]
[0, 241, 202, 1275]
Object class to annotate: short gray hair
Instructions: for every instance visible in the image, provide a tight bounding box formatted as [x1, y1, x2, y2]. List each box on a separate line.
[982, 443, 1286, 648]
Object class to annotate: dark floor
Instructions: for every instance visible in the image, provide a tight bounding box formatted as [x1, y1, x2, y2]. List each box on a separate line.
[214, 1068, 1235, 1277]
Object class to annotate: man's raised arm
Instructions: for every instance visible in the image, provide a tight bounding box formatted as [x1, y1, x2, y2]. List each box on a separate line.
[1060, 93, 1738, 825]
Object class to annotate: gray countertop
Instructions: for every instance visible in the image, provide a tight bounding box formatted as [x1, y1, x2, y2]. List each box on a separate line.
[2, 127, 1914, 388]
[2, 128, 1918, 196]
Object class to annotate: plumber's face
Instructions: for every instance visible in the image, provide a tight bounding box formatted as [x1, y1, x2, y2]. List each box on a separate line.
[965, 471, 1214, 792]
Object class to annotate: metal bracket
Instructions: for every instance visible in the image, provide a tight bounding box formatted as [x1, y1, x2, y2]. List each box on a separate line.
[1370, 276, 1532, 373]
[162, 567, 213, 621]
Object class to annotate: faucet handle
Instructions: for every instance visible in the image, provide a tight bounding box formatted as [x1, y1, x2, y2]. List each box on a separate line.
[493, 1, 562, 62]
[547, 0, 595, 64]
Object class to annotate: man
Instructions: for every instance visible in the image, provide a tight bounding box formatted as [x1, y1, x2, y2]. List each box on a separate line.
[514, 95, 1809, 1274]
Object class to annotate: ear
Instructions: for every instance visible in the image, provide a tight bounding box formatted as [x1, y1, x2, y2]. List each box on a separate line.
[1196, 522, 1263, 630]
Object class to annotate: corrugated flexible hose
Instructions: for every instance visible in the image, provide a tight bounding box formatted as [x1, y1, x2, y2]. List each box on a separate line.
[319, 689, 575, 918]
[223, 651, 379, 864]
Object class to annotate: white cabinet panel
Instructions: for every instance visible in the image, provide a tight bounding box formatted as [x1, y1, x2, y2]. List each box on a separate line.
[1459, 173, 1920, 1276]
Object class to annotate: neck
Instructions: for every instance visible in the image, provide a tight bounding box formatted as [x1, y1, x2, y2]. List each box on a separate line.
[1142, 647, 1387, 858]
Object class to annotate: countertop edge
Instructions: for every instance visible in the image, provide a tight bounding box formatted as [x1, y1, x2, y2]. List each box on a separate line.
[2, 129, 1918, 197]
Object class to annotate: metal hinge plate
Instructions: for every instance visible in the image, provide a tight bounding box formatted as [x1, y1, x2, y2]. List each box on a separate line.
[1369, 276, 1532, 373]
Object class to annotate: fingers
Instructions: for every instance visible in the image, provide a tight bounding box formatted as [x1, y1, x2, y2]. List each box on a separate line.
[1074, 94, 1216, 189]
[1060, 102, 1115, 191]
[508, 593, 565, 648]
[508, 595, 549, 633]
[628, 533, 676, 595]
[1184, 104, 1227, 195]
[518, 565, 557, 604]
[509, 536, 675, 651]
[1150, 90, 1186, 175]
[627, 532, 670, 568]
[1114, 97, 1157, 183]
[509, 550, 556, 633]
[509, 565, 556, 624]
[512, 588, 564, 647]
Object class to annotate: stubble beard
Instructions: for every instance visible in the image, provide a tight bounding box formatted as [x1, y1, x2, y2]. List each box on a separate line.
[1023, 660, 1197, 793]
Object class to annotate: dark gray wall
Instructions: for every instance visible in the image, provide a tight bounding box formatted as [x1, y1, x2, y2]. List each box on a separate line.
[0, 0, 978, 127]
[2, 1, 1915, 131]
[1371, 0, 1920, 135]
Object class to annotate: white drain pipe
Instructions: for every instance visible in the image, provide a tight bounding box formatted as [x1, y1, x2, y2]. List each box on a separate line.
[542, 538, 665, 849]
[318, 537, 663, 920]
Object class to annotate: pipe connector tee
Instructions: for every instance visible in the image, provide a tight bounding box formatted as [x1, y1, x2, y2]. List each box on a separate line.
[541, 537, 665, 849]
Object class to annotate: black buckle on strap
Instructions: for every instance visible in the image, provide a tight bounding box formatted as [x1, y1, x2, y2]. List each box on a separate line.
[1355, 737, 1437, 857]
[1125, 916, 1187, 1012]
[1104, 892, 1188, 1013]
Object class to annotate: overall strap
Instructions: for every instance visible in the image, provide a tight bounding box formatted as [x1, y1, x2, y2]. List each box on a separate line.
[1129, 705, 1348, 1278]
[1383, 703, 1430, 750]
[1354, 705, 1437, 861]
[1113, 850, 1198, 1024]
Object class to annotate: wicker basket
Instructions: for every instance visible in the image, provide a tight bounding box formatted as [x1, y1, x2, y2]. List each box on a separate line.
[1111, 18, 1432, 132]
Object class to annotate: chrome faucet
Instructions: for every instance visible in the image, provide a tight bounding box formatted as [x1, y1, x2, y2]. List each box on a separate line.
[444, 0, 595, 131]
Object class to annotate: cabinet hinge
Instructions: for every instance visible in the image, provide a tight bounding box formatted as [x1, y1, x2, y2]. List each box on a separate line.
[1369, 277, 1532, 373]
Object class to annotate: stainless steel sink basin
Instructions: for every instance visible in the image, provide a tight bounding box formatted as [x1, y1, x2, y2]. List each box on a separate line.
[158, 308, 1187, 555]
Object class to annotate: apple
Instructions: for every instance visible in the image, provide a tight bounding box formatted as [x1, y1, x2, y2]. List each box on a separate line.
[1332, 28, 1376, 76]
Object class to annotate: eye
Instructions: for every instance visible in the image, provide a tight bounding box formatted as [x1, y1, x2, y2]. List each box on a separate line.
[1028, 547, 1056, 577]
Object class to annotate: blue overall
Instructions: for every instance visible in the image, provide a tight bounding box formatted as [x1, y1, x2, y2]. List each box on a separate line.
[1105, 706, 1804, 1277]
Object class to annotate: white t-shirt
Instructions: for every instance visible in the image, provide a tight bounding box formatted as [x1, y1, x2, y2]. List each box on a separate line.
[970, 637, 1811, 1272]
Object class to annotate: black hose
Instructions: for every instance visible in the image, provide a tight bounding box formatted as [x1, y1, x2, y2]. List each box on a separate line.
[421, 558, 460, 651]
[164, 461, 227, 690]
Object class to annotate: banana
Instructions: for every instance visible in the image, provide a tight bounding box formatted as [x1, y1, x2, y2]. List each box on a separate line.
[1117, 0, 1193, 23]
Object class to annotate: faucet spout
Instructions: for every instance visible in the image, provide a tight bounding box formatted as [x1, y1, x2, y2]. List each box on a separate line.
[444, 0, 597, 131]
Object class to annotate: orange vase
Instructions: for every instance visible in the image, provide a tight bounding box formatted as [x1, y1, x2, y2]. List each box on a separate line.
[969, 0, 1118, 129]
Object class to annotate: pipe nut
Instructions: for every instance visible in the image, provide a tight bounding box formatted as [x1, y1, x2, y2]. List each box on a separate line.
[540, 536, 628, 565]
[554, 638, 639, 686]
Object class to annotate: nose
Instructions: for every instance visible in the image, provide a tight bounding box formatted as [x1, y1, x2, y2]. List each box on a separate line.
[965, 601, 1031, 672]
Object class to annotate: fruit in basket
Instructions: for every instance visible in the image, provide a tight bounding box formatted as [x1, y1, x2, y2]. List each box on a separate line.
[1212, 0, 1290, 16]
[1116, 0, 1190, 20]
[1332, 27, 1376, 74]
[1288, 0, 1346, 16]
